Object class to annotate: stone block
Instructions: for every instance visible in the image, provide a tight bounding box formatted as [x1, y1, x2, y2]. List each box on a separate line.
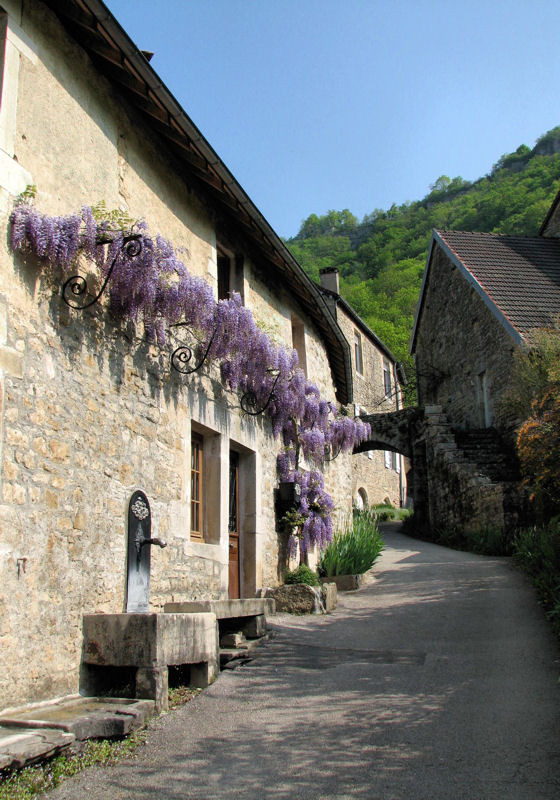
[266, 584, 324, 615]
[242, 614, 267, 638]
[321, 582, 337, 612]
[136, 667, 168, 714]
[328, 574, 364, 591]
[220, 632, 245, 648]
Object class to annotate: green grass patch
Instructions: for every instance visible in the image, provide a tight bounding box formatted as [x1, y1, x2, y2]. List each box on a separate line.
[0, 684, 203, 799]
[370, 504, 411, 522]
[0, 730, 147, 800]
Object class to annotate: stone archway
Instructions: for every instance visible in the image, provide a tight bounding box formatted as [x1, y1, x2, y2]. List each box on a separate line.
[353, 407, 428, 526]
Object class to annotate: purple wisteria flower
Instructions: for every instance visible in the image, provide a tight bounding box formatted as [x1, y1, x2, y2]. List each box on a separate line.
[10, 204, 373, 544]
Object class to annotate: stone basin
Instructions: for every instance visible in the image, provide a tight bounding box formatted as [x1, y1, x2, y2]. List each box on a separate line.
[81, 613, 219, 712]
[0, 696, 154, 741]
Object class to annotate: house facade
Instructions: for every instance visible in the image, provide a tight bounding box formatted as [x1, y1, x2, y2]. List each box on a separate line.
[318, 268, 406, 509]
[408, 219, 560, 535]
[411, 229, 560, 439]
[0, 0, 365, 711]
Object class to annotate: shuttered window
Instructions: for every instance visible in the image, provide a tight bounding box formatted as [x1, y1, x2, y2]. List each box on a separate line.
[191, 433, 204, 540]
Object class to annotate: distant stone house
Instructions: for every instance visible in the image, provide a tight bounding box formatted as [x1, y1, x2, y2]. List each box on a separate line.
[409, 210, 560, 533]
[318, 267, 406, 509]
[0, 0, 369, 711]
[411, 228, 560, 436]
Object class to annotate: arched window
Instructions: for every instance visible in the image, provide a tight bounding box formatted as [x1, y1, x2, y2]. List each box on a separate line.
[355, 487, 368, 510]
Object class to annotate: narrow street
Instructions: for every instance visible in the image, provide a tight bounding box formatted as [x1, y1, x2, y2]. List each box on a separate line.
[45, 523, 560, 800]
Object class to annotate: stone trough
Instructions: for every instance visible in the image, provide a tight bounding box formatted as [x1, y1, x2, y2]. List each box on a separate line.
[81, 612, 219, 713]
[81, 600, 274, 713]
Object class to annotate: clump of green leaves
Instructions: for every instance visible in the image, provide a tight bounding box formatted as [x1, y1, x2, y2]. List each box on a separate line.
[90, 200, 135, 232]
[284, 564, 320, 586]
[319, 509, 383, 577]
[16, 184, 37, 205]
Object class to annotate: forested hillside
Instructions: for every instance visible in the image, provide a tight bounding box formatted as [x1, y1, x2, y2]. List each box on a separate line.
[286, 126, 560, 390]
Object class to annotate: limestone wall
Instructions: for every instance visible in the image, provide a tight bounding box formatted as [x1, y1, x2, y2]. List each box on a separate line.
[334, 304, 403, 507]
[0, 1, 351, 710]
[414, 246, 518, 438]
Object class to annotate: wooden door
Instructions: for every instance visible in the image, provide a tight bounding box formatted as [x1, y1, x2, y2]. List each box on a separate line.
[228, 451, 240, 599]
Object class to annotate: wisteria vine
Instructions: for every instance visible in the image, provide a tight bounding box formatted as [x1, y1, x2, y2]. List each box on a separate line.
[10, 201, 371, 555]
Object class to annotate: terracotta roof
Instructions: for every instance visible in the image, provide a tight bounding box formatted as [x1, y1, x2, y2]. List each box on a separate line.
[411, 229, 560, 351]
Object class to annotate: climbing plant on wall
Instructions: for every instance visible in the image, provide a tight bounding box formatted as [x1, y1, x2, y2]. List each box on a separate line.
[10, 200, 371, 555]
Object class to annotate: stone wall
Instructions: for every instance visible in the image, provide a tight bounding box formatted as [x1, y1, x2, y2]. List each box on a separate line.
[0, 0, 352, 710]
[334, 304, 404, 507]
[414, 246, 519, 439]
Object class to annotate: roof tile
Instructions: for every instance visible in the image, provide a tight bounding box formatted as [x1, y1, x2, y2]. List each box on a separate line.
[436, 230, 560, 336]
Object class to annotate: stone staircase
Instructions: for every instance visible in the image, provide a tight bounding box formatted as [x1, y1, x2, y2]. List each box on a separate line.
[452, 428, 521, 484]
[421, 407, 527, 535]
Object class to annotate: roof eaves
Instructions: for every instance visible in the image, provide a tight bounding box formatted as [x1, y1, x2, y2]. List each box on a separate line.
[539, 185, 560, 236]
[409, 233, 437, 354]
[45, 0, 353, 402]
[319, 286, 398, 363]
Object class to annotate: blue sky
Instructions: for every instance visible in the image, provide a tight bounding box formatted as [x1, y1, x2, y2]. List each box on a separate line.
[105, 0, 560, 238]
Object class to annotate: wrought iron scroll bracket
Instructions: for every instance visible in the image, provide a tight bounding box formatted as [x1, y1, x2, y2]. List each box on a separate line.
[62, 234, 142, 310]
[169, 324, 217, 375]
[240, 371, 281, 416]
[323, 443, 343, 462]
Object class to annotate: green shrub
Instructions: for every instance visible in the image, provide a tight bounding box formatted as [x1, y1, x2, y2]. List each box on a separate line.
[284, 564, 320, 586]
[370, 504, 411, 522]
[514, 519, 560, 637]
[319, 509, 384, 577]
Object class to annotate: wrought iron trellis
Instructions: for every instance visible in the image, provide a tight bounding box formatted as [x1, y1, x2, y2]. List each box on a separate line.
[60, 234, 284, 418]
[62, 234, 142, 310]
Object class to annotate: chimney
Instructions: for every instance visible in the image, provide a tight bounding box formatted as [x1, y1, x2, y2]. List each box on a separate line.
[319, 267, 340, 295]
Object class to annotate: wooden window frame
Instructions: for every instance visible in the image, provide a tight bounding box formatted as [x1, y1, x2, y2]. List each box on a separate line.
[383, 359, 392, 397]
[190, 432, 204, 540]
[291, 315, 308, 376]
[354, 331, 364, 376]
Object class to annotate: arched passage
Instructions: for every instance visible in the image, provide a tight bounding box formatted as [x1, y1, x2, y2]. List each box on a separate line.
[353, 407, 427, 518]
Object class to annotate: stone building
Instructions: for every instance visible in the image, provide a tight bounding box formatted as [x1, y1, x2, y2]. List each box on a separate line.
[0, 0, 366, 711]
[318, 267, 406, 508]
[408, 220, 560, 534]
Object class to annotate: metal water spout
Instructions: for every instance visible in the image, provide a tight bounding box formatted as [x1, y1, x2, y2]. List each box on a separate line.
[126, 491, 165, 613]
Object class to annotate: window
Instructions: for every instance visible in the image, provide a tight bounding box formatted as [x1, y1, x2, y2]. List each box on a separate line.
[383, 359, 392, 397]
[354, 331, 363, 376]
[190, 433, 204, 540]
[217, 254, 230, 300]
[384, 450, 392, 470]
[291, 315, 307, 376]
[477, 370, 492, 427]
[393, 452, 401, 473]
[217, 248, 244, 301]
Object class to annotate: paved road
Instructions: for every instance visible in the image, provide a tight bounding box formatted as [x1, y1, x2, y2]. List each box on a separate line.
[46, 524, 560, 799]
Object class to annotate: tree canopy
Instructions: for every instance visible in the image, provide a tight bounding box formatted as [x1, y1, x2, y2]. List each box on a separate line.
[286, 126, 560, 394]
